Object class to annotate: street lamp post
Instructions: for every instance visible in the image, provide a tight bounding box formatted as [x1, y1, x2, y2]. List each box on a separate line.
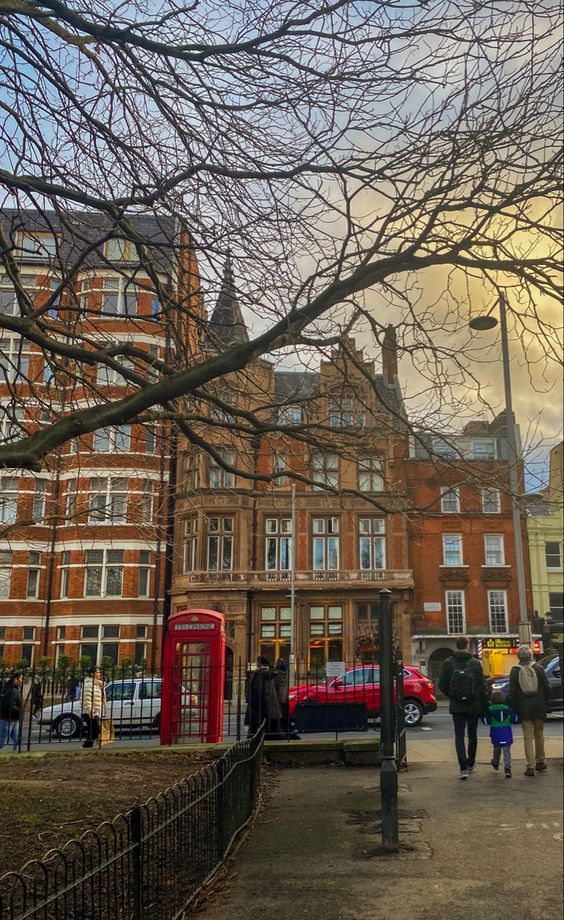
[469, 292, 531, 647]
[378, 588, 399, 852]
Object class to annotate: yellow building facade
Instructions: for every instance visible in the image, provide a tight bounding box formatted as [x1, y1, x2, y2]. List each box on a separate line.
[527, 442, 564, 645]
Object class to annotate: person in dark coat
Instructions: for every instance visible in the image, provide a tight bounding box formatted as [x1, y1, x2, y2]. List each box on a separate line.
[0, 671, 23, 751]
[274, 658, 300, 739]
[439, 636, 488, 779]
[31, 676, 44, 717]
[508, 646, 551, 776]
[246, 656, 282, 738]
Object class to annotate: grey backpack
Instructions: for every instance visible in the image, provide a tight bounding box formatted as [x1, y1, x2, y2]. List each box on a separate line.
[518, 663, 538, 696]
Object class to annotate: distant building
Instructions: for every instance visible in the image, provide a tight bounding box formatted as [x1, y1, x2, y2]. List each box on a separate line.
[526, 441, 564, 647]
[171, 269, 413, 673]
[0, 209, 200, 669]
[406, 418, 534, 682]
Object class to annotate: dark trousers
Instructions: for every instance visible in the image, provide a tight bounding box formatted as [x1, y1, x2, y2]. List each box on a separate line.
[82, 714, 100, 748]
[452, 712, 479, 770]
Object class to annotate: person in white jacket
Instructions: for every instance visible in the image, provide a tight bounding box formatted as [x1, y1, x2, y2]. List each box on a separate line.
[81, 666, 106, 748]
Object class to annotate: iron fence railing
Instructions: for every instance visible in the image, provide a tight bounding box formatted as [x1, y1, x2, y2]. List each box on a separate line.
[0, 724, 265, 920]
[0, 657, 431, 751]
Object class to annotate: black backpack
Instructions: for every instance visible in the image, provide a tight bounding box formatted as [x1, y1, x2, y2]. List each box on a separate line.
[448, 659, 476, 703]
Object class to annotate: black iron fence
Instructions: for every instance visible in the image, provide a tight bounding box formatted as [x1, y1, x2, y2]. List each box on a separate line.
[0, 656, 433, 751]
[0, 724, 265, 920]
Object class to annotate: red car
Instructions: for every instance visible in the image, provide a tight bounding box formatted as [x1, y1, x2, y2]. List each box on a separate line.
[288, 665, 437, 727]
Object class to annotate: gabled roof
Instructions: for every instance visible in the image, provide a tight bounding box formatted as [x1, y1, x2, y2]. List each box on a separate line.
[204, 253, 249, 350]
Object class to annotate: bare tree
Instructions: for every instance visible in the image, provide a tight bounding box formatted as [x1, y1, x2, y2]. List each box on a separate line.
[0, 0, 561, 473]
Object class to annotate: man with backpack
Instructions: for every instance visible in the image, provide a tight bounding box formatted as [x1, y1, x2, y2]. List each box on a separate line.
[439, 636, 488, 779]
[508, 645, 551, 776]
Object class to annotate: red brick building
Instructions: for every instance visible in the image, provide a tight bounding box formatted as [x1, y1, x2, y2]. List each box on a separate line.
[406, 420, 534, 682]
[0, 210, 200, 669]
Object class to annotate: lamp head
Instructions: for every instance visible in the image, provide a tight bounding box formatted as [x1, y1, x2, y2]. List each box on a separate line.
[469, 315, 498, 331]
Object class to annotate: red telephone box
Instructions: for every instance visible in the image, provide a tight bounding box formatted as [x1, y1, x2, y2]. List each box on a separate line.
[161, 609, 226, 745]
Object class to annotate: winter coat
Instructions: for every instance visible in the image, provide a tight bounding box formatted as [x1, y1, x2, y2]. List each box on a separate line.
[483, 702, 517, 746]
[438, 650, 489, 714]
[81, 677, 105, 718]
[0, 683, 22, 721]
[508, 663, 550, 722]
[247, 668, 281, 730]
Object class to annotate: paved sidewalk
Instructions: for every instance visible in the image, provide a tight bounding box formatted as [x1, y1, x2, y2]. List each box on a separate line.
[200, 751, 564, 920]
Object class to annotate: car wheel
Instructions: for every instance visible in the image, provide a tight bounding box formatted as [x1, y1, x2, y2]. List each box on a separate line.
[403, 699, 423, 727]
[53, 713, 83, 740]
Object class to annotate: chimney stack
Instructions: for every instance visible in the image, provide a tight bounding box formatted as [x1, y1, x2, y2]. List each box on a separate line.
[382, 324, 398, 383]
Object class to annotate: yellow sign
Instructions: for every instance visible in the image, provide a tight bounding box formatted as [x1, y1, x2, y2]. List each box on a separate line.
[484, 638, 515, 650]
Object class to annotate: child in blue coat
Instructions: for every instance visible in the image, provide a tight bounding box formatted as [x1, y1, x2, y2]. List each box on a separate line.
[483, 690, 518, 778]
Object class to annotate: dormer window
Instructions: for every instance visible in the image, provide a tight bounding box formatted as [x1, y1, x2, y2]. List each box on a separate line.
[470, 438, 496, 460]
[104, 238, 135, 262]
[18, 232, 57, 261]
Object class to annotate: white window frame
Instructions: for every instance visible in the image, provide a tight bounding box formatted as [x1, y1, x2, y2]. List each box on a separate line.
[442, 533, 463, 566]
[0, 405, 24, 443]
[93, 426, 131, 452]
[32, 480, 47, 520]
[312, 517, 340, 570]
[138, 550, 151, 597]
[484, 534, 505, 566]
[83, 549, 124, 597]
[183, 517, 199, 572]
[207, 516, 234, 571]
[0, 336, 32, 382]
[358, 455, 383, 492]
[60, 550, 71, 597]
[96, 358, 134, 386]
[18, 232, 57, 261]
[209, 452, 235, 489]
[265, 518, 292, 571]
[312, 452, 339, 490]
[488, 590, 509, 633]
[358, 518, 386, 570]
[446, 590, 466, 635]
[27, 552, 41, 598]
[87, 477, 128, 524]
[272, 451, 287, 487]
[0, 274, 36, 315]
[0, 550, 13, 598]
[471, 438, 496, 460]
[100, 275, 138, 316]
[441, 487, 460, 513]
[482, 488, 501, 513]
[0, 477, 18, 524]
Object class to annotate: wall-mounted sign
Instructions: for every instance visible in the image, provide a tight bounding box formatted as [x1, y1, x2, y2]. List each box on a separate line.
[423, 603, 442, 612]
[326, 662, 345, 678]
[483, 637, 515, 649]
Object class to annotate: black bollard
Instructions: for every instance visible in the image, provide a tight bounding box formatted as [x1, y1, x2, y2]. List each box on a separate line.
[378, 588, 399, 852]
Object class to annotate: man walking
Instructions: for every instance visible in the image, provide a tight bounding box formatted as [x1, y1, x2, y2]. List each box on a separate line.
[508, 646, 551, 777]
[439, 636, 488, 779]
